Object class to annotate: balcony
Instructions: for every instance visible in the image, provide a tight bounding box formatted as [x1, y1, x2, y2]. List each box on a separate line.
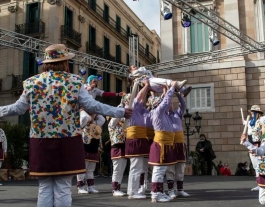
[61, 25, 82, 48]
[86, 42, 103, 58]
[15, 20, 45, 37]
[147, 52, 156, 64]
[11, 75, 23, 95]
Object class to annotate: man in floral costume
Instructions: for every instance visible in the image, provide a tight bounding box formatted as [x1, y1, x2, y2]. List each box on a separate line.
[241, 115, 265, 205]
[0, 44, 132, 207]
[243, 105, 264, 191]
[76, 109, 105, 194]
[108, 104, 127, 197]
[0, 128, 7, 186]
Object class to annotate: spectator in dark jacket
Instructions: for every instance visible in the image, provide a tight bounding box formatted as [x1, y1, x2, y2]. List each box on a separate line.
[235, 162, 248, 176]
[196, 134, 216, 175]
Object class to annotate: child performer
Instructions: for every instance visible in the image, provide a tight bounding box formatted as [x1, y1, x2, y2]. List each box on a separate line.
[128, 65, 188, 94]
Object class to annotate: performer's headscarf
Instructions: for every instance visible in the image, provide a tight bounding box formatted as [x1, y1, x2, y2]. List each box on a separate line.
[86, 75, 98, 84]
[250, 112, 258, 127]
[147, 96, 163, 111]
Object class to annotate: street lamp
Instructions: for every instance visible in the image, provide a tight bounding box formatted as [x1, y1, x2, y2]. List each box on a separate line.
[183, 109, 202, 156]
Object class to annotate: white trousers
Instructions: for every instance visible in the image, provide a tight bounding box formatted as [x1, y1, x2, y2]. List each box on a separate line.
[37, 176, 73, 207]
[152, 166, 167, 183]
[127, 157, 144, 195]
[76, 161, 96, 182]
[259, 187, 265, 205]
[249, 153, 259, 177]
[166, 163, 186, 181]
[142, 157, 149, 181]
[112, 158, 127, 184]
[150, 78, 172, 93]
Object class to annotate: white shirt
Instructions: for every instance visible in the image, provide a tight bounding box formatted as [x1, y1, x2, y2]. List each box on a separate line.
[0, 85, 125, 119]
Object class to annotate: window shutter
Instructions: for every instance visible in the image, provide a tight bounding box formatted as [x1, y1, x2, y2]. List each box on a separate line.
[116, 45, 121, 63]
[23, 51, 30, 80]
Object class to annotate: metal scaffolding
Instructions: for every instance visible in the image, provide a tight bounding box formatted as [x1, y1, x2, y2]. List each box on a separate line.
[0, 0, 264, 75]
[129, 34, 139, 67]
[0, 28, 128, 77]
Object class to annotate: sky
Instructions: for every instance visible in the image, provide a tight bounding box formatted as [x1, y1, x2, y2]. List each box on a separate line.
[123, 0, 160, 36]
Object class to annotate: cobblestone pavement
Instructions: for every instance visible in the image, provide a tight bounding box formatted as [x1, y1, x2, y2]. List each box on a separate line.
[0, 176, 261, 207]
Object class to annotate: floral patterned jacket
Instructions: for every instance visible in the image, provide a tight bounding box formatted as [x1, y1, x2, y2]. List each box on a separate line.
[108, 117, 125, 146]
[23, 71, 83, 138]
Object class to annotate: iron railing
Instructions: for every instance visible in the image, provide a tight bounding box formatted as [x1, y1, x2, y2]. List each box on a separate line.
[15, 20, 45, 36]
[85, 0, 156, 64]
[86, 41, 104, 57]
[61, 25, 82, 48]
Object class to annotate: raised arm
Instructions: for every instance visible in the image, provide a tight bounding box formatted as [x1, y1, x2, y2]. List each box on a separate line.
[156, 86, 175, 115]
[136, 80, 150, 103]
[0, 93, 29, 117]
[79, 85, 132, 118]
[175, 93, 186, 118]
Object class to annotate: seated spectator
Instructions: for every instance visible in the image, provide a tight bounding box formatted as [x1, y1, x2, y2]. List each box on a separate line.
[244, 161, 250, 172]
[235, 162, 248, 176]
[217, 161, 223, 170]
[220, 163, 231, 176]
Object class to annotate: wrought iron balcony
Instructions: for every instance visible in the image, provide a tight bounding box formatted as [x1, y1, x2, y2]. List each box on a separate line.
[61, 25, 82, 48]
[11, 75, 23, 95]
[147, 52, 157, 64]
[86, 42, 104, 58]
[15, 20, 45, 36]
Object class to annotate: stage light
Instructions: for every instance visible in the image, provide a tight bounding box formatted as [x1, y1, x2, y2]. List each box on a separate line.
[161, 1, 172, 20]
[181, 13, 191, 28]
[79, 67, 86, 76]
[35, 57, 43, 66]
[209, 30, 220, 46]
[97, 74, 103, 81]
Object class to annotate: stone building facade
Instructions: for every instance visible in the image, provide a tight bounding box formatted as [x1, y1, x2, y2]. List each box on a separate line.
[0, 0, 161, 124]
[160, 0, 265, 173]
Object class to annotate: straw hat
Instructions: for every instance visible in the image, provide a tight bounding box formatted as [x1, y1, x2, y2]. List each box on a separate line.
[248, 105, 263, 114]
[42, 44, 75, 63]
[90, 123, 102, 139]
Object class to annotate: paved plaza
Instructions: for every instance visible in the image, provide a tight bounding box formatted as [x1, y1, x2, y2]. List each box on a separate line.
[0, 176, 262, 207]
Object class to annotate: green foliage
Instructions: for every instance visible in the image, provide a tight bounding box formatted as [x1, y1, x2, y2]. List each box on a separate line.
[1, 123, 29, 169]
[188, 151, 200, 175]
[189, 151, 220, 175]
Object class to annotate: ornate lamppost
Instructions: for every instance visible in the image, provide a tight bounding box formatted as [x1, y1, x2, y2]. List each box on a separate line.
[183, 109, 202, 156]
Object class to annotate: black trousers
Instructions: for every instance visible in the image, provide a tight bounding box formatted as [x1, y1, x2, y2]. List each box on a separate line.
[200, 158, 212, 175]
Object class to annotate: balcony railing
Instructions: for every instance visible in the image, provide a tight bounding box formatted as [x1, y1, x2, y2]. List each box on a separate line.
[86, 42, 104, 57]
[84, 0, 157, 64]
[147, 52, 156, 64]
[61, 25, 82, 48]
[11, 75, 23, 90]
[15, 20, 45, 36]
